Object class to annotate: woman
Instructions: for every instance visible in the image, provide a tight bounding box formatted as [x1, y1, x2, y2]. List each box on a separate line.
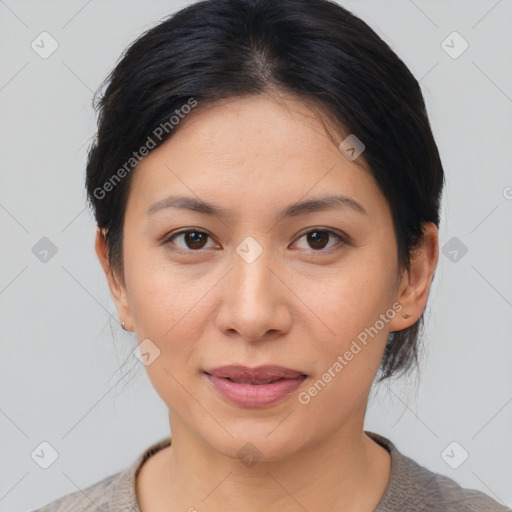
[33, 0, 511, 510]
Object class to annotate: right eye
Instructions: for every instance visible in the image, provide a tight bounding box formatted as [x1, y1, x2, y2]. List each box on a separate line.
[162, 229, 219, 252]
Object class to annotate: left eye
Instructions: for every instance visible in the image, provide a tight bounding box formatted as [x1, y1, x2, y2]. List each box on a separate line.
[293, 229, 344, 251]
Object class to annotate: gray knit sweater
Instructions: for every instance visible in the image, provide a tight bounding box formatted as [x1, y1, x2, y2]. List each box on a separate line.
[31, 431, 511, 511]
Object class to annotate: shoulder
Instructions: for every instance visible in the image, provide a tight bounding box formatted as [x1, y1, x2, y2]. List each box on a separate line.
[30, 436, 172, 512]
[30, 471, 120, 512]
[396, 459, 511, 511]
[431, 471, 512, 511]
[366, 431, 512, 512]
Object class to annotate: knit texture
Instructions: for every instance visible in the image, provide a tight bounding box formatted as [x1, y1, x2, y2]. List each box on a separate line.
[31, 431, 511, 511]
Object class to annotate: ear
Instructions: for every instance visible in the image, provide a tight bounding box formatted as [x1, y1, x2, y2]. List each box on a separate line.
[94, 228, 133, 331]
[388, 222, 439, 332]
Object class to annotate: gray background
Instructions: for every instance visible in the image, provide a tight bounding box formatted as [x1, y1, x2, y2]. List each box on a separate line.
[1, 0, 511, 510]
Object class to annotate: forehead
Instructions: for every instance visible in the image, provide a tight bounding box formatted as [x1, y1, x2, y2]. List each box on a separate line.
[126, 95, 387, 222]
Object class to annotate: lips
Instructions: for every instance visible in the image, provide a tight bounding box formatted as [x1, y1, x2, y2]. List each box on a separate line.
[204, 365, 306, 381]
[204, 365, 308, 407]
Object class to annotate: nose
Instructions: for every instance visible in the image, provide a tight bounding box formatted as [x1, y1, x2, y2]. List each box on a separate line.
[215, 245, 292, 343]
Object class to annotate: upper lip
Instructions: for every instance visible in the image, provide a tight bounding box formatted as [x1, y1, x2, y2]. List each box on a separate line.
[204, 365, 307, 380]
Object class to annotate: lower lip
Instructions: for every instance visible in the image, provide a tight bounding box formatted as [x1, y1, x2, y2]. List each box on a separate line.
[205, 373, 307, 407]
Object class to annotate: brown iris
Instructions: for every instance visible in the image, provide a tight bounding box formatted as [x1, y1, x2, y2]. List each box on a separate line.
[184, 231, 208, 250]
[306, 230, 330, 250]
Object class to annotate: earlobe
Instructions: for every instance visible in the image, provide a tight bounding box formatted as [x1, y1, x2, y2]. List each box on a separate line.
[94, 228, 133, 330]
[388, 222, 439, 332]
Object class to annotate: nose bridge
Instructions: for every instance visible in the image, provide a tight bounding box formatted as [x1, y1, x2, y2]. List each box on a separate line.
[232, 237, 276, 306]
[217, 235, 288, 340]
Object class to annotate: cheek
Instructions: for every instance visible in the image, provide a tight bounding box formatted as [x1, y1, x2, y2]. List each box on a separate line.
[307, 254, 396, 337]
[302, 258, 397, 395]
[124, 260, 206, 411]
[298, 283, 391, 428]
[123, 253, 223, 390]
[124, 244, 204, 335]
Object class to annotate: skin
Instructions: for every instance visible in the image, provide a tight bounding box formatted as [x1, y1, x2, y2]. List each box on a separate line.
[96, 93, 439, 511]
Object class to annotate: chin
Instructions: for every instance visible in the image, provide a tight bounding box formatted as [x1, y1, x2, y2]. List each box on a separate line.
[205, 422, 307, 463]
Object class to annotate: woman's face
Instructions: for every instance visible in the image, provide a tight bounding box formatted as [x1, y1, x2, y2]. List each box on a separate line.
[101, 94, 423, 460]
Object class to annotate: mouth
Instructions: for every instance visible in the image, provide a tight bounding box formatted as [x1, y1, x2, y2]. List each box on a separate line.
[211, 376, 287, 385]
[204, 364, 307, 380]
[203, 365, 308, 407]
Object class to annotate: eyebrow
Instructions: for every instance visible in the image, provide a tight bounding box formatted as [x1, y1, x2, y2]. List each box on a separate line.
[147, 194, 368, 219]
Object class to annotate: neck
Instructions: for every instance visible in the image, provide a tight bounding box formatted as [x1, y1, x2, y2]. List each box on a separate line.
[140, 411, 391, 512]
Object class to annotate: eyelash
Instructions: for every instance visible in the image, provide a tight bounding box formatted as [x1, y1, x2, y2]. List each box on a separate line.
[161, 227, 350, 254]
